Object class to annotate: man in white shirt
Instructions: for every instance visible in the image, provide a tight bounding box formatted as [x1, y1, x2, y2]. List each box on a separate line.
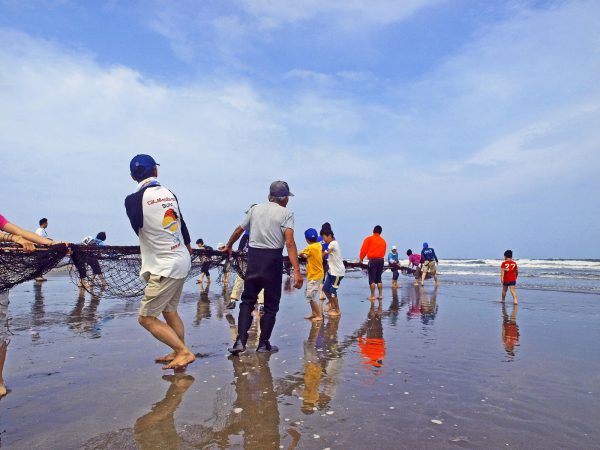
[125, 154, 195, 371]
[35, 218, 49, 238]
[34, 218, 51, 281]
[223, 181, 303, 354]
[322, 228, 345, 316]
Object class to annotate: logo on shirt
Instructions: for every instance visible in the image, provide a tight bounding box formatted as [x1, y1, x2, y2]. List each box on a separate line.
[162, 208, 180, 233]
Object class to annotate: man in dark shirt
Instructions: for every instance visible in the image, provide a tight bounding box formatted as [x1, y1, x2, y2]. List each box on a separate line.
[420, 242, 439, 287]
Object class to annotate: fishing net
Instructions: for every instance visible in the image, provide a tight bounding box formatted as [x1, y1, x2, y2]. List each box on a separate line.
[0, 243, 69, 293]
[1, 242, 428, 299]
[67, 245, 242, 299]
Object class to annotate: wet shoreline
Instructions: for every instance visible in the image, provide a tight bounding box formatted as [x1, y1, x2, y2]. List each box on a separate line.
[1, 273, 599, 449]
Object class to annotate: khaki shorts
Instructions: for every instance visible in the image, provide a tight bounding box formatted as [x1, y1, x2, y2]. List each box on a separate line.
[0, 291, 9, 345]
[423, 260, 437, 275]
[305, 280, 321, 303]
[139, 274, 185, 317]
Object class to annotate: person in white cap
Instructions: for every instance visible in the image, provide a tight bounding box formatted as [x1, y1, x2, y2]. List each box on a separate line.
[388, 245, 400, 288]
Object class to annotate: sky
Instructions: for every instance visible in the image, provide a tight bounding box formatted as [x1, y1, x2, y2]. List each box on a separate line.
[1, 0, 599, 259]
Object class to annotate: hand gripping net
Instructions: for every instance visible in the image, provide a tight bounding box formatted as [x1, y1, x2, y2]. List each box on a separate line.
[0, 243, 69, 293]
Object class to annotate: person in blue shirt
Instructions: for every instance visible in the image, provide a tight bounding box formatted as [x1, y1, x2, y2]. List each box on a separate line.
[387, 246, 400, 288]
[420, 242, 439, 287]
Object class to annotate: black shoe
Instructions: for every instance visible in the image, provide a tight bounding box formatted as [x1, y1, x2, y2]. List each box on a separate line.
[226, 301, 236, 310]
[256, 341, 279, 353]
[228, 338, 246, 355]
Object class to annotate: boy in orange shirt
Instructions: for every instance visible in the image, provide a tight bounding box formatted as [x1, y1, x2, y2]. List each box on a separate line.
[300, 228, 324, 321]
[501, 249, 518, 304]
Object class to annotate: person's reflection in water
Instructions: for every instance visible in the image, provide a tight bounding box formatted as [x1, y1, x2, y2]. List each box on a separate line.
[0, 290, 10, 397]
[194, 289, 212, 326]
[318, 317, 342, 408]
[419, 287, 438, 325]
[302, 321, 324, 414]
[406, 285, 421, 320]
[388, 287, 400, 326]
[208, 353, 281, 449]
[357, 303, 385, 376]
[502, 303, 520, 358]
[68, 288, 102, 338]
[133, 374, 195, 450]
[31, 281, 46, 341]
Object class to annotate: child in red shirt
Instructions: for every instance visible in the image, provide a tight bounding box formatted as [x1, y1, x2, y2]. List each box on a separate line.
[501, 249, 518, 304]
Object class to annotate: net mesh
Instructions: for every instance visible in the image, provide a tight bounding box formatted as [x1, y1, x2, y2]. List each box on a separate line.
[67, 246, 245, 298]
[1, 243, 427, 298]
[0, 243, 69, 293]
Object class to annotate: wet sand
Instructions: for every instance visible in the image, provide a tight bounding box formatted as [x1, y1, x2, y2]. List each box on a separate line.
[1, 272, 599, 449]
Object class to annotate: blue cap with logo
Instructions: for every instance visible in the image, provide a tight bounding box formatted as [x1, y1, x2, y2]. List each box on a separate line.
[269, 180, 294, 197]
[304, 228, 318, 241]
[130, 154, 159, 181]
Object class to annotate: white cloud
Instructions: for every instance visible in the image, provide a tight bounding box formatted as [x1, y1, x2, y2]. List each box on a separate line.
[0, 29, 385, 247]
[239, 0, 441, 29]
[1, 0, 599, 257]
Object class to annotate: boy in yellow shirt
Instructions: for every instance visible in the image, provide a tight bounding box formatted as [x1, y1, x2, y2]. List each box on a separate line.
[299, 228, 324, 321]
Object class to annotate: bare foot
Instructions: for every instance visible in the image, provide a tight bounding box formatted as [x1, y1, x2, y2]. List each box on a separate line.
[163, 351, 196, 371]
[155, 352, 176, 363]
[328, 310, 341, 317]
[312, 316, 323, 322]
[377, 295, 383, 300]
[305, 314, 315, 320]
[368, 296, 375, 300]
[0, 382, 7, 397]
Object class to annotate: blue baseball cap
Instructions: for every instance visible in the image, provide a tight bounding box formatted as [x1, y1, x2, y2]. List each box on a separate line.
[423, 242, 429, 248]
[130, 154, 159, 181]
[304, 228, 318, 241]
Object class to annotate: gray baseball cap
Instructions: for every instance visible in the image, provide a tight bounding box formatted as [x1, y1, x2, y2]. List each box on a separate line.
[269, 180, 294, 197]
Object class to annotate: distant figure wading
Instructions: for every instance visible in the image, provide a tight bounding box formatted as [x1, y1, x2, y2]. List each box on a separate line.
[359, 225, 387, 301]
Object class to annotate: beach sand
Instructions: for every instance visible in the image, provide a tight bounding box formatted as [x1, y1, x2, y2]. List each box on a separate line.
[0, 272, 599, 449]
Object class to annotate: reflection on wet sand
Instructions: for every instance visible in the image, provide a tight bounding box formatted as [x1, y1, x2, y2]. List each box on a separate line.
[67, 288, 101, 338]
[302, 317, 342, 413]
[171, 310, 284, 449]
[133, 374, 195, 450]
[502, 303, 520, 358]
[419, 287, 438, 324]
[211, 353, 281, 449]
[357, 303, 385, 374]
[194, 289, 211, 326]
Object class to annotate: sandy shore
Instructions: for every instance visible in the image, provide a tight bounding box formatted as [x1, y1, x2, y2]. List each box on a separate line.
[0, 272, 599, 449]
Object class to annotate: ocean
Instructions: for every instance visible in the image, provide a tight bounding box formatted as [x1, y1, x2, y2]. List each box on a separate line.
[436, 259, 600, 294]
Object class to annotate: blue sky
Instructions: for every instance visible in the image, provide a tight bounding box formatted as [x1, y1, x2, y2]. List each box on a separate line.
[1, 0, 599, 258]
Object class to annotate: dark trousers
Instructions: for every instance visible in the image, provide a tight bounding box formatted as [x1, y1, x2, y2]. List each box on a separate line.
[237, 247, 283, 346]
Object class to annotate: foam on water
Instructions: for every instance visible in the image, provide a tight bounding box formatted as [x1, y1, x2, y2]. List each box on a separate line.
[432, 259, 600, 294]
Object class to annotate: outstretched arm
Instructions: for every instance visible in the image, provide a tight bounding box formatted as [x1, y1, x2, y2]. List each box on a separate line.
[223, 226, 245, 255]
[2, 222, 54, 252]
[285, 228, 303, 289]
